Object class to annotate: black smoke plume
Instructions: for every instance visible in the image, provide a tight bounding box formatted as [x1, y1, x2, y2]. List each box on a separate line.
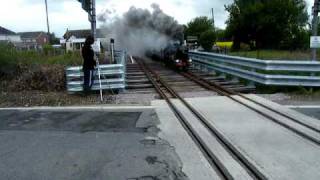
[98, 4, 184, 56]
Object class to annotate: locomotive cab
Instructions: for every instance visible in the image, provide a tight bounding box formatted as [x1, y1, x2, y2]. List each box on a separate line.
[174, 47, 191, 71]
[161, 43, 192, 71]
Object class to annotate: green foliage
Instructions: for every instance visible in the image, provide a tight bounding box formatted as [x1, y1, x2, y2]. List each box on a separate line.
[185, 16, 214, 38]
[185, 16, 217, 51]
[43, 44, 54, 55]
[0, 43, 82, 66]
[215, 28, 231, 41]
[0, 43, 82, 79]
[199, 30, 216, 51]
[225, 0, 309, 50]
[49, 33, 60, 44]
[0, 45, 19, 78]
[0, 43, 16, 65]
[229, 49, 312, 60]
[0, 43, 82, 91]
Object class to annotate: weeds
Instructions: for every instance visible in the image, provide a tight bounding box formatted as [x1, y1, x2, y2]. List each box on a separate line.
[0, 43, 82, 67]
[229, 49, 313, 60]
[0, 43, 82, 91]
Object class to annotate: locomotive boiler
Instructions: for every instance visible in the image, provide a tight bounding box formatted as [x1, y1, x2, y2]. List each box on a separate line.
[151, 43, 192, 71]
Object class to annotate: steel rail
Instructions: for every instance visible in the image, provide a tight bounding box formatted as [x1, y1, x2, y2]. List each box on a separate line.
[135, 59, 231, 180]
[137, 59, 267, 180]
[181, 72, 320, 146]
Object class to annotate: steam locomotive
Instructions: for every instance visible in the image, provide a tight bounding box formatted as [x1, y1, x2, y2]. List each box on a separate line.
[149, 43, 192, 71]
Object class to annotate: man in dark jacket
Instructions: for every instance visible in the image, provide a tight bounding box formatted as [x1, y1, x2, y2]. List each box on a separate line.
[82, 35, 96, 93]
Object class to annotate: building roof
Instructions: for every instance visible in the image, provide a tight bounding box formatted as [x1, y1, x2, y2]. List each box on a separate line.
[0, 26, 16, 35]
[63, 29, 104, 40]
[17, 31, 47, 39]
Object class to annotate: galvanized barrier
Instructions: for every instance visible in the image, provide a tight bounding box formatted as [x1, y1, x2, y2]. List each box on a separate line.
[66, 51, 126, 92]
[189, 51, 320, 87]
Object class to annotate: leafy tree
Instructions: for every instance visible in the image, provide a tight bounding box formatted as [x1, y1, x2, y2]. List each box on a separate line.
[199, 30, 216, 51]
[43, 44, 54, 55]
[215, 28, 232, 42]
[225, 0, 309, 50]
[49, 33, 60, 45]
[185, 16, 214, 38]
[185, 16, 216, 51]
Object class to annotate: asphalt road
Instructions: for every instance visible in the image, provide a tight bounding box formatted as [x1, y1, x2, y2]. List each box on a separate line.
[0, 108, 188, 180]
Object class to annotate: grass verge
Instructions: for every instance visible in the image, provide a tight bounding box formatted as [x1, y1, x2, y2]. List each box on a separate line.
[229, 50, 314, 60]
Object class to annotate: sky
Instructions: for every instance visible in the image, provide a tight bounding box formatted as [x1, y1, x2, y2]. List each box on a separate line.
[0, 0, 316, 38]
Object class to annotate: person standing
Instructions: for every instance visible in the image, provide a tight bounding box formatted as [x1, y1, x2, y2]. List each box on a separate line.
[82, 35, 96, 94]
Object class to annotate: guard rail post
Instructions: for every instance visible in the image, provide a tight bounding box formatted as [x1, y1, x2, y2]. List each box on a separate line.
[248, 66, 256, 88]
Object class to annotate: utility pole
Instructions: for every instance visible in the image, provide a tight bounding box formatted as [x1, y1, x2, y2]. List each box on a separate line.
[312, 0, 319, 61]
[211, 8, 215, 31]
[45, 0, 50, 42]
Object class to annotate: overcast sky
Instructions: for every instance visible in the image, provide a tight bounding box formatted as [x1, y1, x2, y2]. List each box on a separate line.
[0, 0, 315, 38]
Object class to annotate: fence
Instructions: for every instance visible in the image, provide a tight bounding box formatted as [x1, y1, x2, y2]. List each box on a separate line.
[66, 50, 126, 92]
[189, 51, 320, 87]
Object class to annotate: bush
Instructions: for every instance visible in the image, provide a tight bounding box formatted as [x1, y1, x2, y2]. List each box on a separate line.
[0, 42, 82, 91]
[0, 43, 19, 78]
[239, 43, 251, 51]
[199, 30, 216, 51]
[8, 64, 66, 92]
[43, 44, 54, 55]
[0, 42, 83, 66]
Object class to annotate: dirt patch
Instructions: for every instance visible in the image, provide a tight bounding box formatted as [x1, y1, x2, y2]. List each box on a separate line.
[0, 91, 115, 107]
[0, 63, 120, 107]
[3, 64, 66, 92]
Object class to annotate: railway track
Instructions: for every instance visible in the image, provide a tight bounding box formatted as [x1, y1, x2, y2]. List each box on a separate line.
[180, 71, 320, 146]
[127, 58, 320, 147]
[125, 60, 255, 95]
[135, 58, 267, 180]
[131, 57, 320, 179]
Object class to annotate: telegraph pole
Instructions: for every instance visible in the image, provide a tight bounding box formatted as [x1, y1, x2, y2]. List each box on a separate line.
[45, 0, 50, 42]
[211, 8, 215, 32]
[312, 0, 319, 61]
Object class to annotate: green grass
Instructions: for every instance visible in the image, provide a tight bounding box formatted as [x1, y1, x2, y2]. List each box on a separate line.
[0, 43, 83, 80]
[229, 50, 314, 60]
[216, 41, 233, 49]
[0, 43, 82, 66]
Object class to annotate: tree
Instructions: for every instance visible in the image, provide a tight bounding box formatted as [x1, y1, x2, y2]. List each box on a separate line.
[225, 0, 309, 50]
[185, 16, 216, 51]
[215, 28, 231, 42]
[185, 16, 214, 38]
[199, 30, 216, 51]
[49, 33, 60, 45]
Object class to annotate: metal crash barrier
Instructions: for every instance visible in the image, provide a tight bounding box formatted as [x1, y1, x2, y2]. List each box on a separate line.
[189, 51, 320, 87]
[66, 50, 126, 92]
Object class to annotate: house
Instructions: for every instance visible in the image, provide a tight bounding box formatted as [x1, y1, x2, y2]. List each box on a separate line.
[0, 26, 21, 44]
[61, 29, 106, 52]
[17, 31, 49, 50]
